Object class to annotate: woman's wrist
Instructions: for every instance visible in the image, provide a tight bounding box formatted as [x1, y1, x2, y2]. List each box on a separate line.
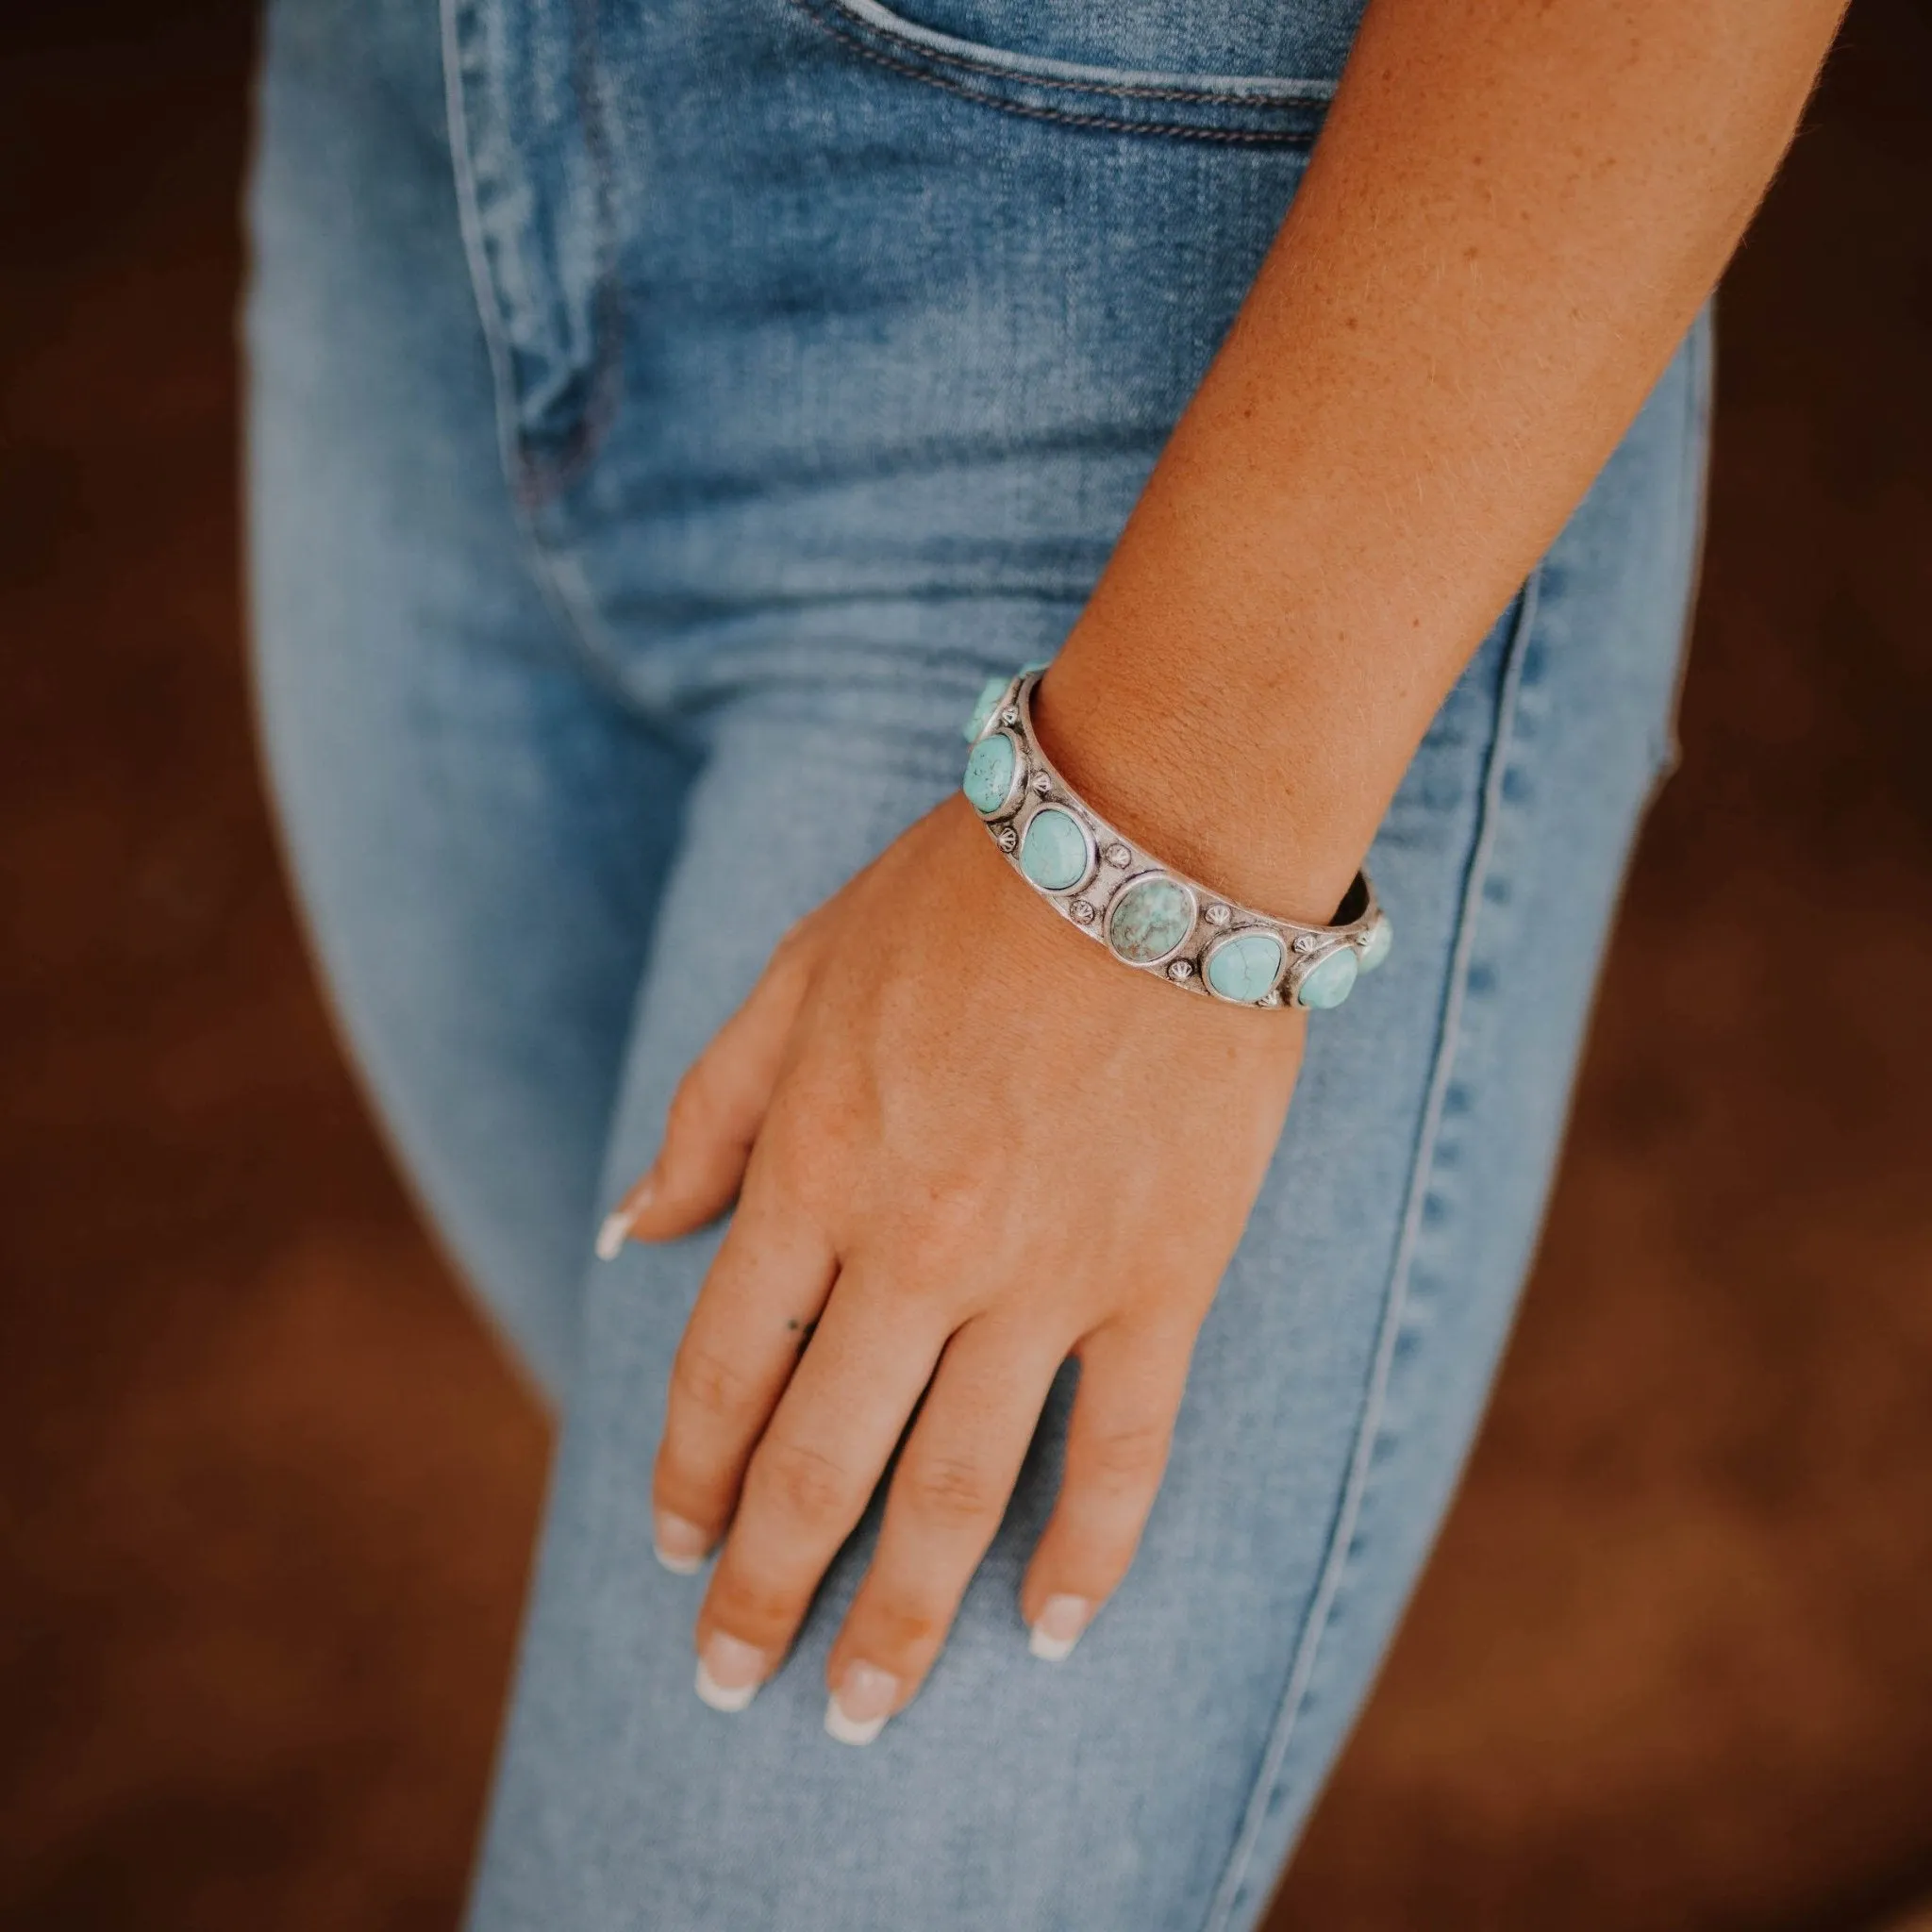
[1032, 617, 1387, 930]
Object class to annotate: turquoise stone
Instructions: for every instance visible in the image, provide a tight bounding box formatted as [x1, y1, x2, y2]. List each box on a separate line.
[1294, 945, 1360, 1010]
[962, 674, 1009, 743]
[1358, 915, 1393, 974]
[1019, 807, 1090, 891]
[962, 731, 1018, 815]
[1107, 874, 1194, 965]
[1206, 930, 1286, 1003]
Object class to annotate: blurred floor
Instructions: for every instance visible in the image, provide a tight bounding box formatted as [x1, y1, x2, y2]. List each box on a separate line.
[0, 3, 1927, 1929]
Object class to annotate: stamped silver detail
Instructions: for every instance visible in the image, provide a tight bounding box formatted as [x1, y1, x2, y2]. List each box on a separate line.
[1205, 903, 1231, 926]
[1167, 959, 1193, 982]
[1258, 990, 1283, 1008]
[999, 706, 1020, 726]
[1031, 772, 1053, 795]
[1104, 841, 1132, 870]
[1293, 932, 1321, 954]
[996, 826, 1018, 852]
[1072, 900, 1098, 925]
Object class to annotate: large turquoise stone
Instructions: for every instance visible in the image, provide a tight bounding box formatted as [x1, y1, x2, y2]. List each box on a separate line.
[962, 732, 1018, 815]
[962, 674, 1009, 744]
[1358, 915, 1393, 974]
[1019, 807, 1090, 891]
[1107, 874, 1194, 964]
[1206, 930, 1285, 1003]
[1294, 945, 1360, 1010]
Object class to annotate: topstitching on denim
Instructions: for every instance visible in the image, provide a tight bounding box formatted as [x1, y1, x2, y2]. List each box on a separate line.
[1201, 568, 1544, 1932]
[439, 0, 636, 700]
[783, 0, 1326, 144]
[444, 0, 625, 506]
[814, 0, 1337, 103]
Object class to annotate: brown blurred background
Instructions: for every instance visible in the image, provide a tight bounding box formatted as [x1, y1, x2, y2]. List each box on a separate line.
[2, 0, 1928, 1926]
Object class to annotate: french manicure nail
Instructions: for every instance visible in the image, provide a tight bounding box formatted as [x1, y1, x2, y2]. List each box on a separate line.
[824, 1661, 898, 1746]
[1028, 1594, 1091, 1663]
[594, 1209, 633, 1261]
[653, 1511, 710, 1574]
[695, 1632, 767, 1713]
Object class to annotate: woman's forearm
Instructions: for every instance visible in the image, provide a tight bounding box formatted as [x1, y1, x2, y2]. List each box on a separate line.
[1039, 0, 1845, 922]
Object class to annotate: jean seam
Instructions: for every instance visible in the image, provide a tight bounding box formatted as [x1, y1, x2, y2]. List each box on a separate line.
[438, 0, 636, 704]
[538, 0, 625, 506]
[1199, 570, 1544, 1932]
[783, 0, 1323, 144]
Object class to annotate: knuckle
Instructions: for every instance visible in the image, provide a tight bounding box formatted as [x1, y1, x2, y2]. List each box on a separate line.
[708, 1569, 804, 1640]
[857, 1590, 946, 1656]
[900, 1452, 1003, 1528]
[754, 1437, 857, 1528]
[669, 1341, 761, 1423]
[765, 1077, 861, 1195]
[880, 1154, 994, 1255]
[849, 1204, 982, 1305]
[1082, 1418, 1172, 1492]
[761, 1105, 839, 1204]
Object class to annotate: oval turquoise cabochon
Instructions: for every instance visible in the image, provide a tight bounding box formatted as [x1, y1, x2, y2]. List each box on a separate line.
[1108, 875, 1194, 964]
[1206, 930, 1285, 1002]
[1018, 807, 1090, 891]
[962, 732, 1018, 815]
[1293, 944, 1360, 1009]
[962, 674, 1010, 743]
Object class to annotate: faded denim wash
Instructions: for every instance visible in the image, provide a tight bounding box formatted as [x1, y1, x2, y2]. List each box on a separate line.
[244, 0, 1711, 1923]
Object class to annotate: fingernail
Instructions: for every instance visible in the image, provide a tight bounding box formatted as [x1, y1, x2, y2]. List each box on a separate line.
[695, 1631, 768, 1713]
[1028, 1594, 1091, 1663]
[824, 1661, 898, 1746]
[594, 1209, 633, 1261]
[653, 1512, 710, 1574]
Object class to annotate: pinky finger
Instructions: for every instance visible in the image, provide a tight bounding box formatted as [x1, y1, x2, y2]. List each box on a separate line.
[1019, 1320, 1194, 1663]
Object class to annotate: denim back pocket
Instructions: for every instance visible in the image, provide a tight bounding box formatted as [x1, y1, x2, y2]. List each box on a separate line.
[785, 0, 1359, 142]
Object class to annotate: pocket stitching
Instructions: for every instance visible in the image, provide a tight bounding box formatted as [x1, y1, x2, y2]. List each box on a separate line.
[821, 0, 1332, 105]
[787, 0, 1327, 143]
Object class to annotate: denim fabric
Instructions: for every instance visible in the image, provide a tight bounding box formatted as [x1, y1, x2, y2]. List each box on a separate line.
[244, 0, 1711, 1924]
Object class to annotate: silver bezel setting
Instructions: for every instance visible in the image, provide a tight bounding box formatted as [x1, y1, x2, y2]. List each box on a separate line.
[966, 669, 1385, 1011]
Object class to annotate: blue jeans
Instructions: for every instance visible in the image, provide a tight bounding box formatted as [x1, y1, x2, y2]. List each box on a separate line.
[244, 0, 1709, 1923]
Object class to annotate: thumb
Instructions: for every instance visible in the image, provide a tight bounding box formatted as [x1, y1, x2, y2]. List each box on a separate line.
[595, 928, 815, 1256]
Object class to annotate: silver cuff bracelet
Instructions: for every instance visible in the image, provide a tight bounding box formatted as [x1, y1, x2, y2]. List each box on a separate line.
[961, 666, 1391, 1010]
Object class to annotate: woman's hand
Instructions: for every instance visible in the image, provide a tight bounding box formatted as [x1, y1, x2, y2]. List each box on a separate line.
[605, 790, 1303, 1742]
[600, 0, 1841, 1752]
